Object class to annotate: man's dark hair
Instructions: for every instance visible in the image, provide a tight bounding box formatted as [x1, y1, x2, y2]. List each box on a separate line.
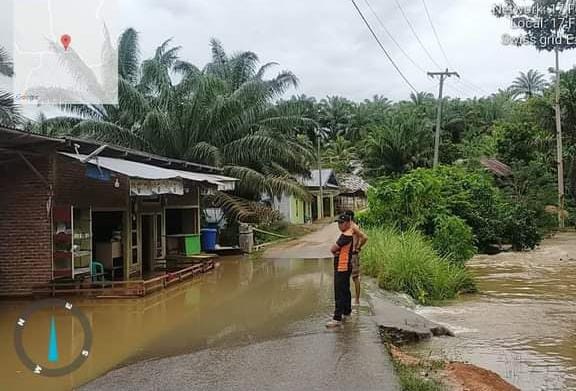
[336, 214, 352, 224]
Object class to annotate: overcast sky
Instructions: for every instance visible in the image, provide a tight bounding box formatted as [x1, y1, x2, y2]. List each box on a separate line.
[3, 0, 576, 104]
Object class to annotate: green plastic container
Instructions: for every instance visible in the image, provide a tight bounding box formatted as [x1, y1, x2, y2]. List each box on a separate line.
[184, 235, 201, 256]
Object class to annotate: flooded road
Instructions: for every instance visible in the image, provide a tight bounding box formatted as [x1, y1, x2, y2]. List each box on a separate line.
[406, 232, 576, 391]
[0, 224, 398, 391]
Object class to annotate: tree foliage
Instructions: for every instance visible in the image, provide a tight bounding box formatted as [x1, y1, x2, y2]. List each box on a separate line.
[38, 31, 313, 218]
[0, 46, 20, 126]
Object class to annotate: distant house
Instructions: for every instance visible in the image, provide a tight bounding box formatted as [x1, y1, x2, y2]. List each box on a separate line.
[270, 169, 340, 224]
[336, 174, 371, 213]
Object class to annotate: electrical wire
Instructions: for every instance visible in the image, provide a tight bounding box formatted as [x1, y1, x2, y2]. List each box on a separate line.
[420, 0, 451, 68]
[393, 0, 442, 69]
[418, 0, 489, 97]
[349, 0, 418, 93]
[362, 0, 427, 74]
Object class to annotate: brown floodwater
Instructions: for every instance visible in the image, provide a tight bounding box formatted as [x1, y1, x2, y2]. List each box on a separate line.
[0, 257, 338, 391]
[406, 232, 576, 391]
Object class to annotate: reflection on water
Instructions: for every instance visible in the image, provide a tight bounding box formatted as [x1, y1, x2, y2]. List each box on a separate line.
[406, 233, 576, 391]
[0, 258, 334, 391]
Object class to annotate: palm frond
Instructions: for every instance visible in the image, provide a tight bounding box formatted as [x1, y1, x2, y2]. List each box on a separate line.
[0, 90, 21, 126]
[118, 28, 140, 83]
[0, 46, 14, 77]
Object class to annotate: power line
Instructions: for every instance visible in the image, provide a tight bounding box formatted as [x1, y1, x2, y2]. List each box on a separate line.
[393, 0, 442, 69]
[349, 0, 418, 93]
[417, 0, 489, 97]
[362, 0, 426, 74]
[459, 78, 489, 96]
[420, 0, 451, 68]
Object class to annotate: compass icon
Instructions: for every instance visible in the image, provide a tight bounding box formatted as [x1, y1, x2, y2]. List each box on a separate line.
[13, 298, 93, 377]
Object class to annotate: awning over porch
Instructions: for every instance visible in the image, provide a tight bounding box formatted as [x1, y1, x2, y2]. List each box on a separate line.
[60, 153, 237, 193]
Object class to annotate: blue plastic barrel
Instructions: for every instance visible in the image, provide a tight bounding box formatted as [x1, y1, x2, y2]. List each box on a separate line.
[201, 228, 218, 251]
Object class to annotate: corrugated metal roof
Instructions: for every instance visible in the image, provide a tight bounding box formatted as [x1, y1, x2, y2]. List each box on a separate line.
[0, 127, 64, 161]
[480, 158, 512, 177]
[338, 174, 371, 194]
[60, 153, 237, 191]
[300, 169, 339, 189]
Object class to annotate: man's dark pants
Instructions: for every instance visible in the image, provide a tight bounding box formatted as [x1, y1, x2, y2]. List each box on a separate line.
[333, 270, 352, 321]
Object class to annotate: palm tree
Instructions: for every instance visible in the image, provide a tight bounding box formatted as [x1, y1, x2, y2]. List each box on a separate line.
[317, 96, 357, 139]
[363, 111, 433, 176]
[322, 135, 357, 173]
[46, 32, 312, 217]
[0, 46, 20, 126]
[509, 70, 548, 99]
[409, 91, 435, 106]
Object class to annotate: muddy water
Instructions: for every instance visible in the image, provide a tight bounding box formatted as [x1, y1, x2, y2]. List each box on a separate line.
[406, 232, 576, 391]
[0, 258, 338, 391]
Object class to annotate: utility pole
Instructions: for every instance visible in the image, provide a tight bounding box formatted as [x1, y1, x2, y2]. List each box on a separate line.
[428, 69, 460, 167]
[554, 48, 565, 228]
[317, 133, 324, 219]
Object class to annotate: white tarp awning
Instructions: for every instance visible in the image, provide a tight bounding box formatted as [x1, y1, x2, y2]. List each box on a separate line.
[130, 179, 184, 196]
[60, 152, 237, 192]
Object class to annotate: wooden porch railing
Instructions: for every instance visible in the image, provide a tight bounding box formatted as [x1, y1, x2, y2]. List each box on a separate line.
[36, 260, 215, 298]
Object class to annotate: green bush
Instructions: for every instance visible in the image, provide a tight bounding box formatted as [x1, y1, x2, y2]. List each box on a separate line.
[503, 204, 541, 250]
[362, 227, 475, 305]
[430, 215, 476, 264]
[361, 165, 542, 256]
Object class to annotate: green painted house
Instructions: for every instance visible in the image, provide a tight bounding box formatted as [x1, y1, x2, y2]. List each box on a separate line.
[271, 169, 340, 224]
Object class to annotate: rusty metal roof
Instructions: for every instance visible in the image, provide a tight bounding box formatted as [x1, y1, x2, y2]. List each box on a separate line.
[480, 158, 512, 177]
[0, 126, 64, 162]
[0, 127, 224, 174]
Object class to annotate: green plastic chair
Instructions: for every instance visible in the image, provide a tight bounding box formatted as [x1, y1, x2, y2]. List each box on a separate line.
[92, 261, 105, 282]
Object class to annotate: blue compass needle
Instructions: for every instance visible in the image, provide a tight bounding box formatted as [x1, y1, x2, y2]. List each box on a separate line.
[48, 316, 59, 363]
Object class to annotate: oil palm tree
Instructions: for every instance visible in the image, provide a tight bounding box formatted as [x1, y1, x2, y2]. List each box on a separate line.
[409, 91, 435, 106]
[0, 46, 20, 126]
[509, 70, 548, 99]
[363, 111, 433, 176]
[317, 96, 356, 139]
[48, 32, 312, 215]
[322, 135, 357, 173]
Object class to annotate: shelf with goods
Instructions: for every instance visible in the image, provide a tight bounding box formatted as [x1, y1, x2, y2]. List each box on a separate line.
[52, 206, 93, 279]
[73, 207, 92, 277]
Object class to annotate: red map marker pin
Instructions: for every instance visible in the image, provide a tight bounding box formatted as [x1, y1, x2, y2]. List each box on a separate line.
[60, 34, 71, 51]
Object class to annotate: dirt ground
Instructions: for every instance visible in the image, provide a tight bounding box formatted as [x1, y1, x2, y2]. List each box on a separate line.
[389, 345, 520, 391]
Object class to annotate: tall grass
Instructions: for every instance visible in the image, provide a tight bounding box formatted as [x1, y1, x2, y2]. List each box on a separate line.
[362, 227, 475, 305]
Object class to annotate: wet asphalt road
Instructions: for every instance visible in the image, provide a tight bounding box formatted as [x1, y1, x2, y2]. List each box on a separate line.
[80, 224, 400, 391]
[81, 311, 399, 391]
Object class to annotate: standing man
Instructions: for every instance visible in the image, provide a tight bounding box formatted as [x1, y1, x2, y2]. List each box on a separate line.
[345, 210, 368, 306]
[326, 214, 355, 328]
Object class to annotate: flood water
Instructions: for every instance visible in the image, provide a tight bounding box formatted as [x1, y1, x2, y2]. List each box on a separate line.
[0, 257, 339, 391]
[406, 232, 576, 391]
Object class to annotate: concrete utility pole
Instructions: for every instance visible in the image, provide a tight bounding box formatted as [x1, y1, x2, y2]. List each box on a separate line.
[428, 69, 460, 167]
[554, 48, 565, 228]
[317, 133, 324, 219]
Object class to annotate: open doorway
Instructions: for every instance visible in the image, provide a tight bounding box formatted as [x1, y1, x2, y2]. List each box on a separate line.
[323, 197, 332, 218]
[93, 211, 124, 281]
[311, 196, 318, 221]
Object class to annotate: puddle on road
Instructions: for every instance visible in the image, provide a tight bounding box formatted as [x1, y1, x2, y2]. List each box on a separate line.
[0, 257, 342, 391]
[406, 233, 576, 391]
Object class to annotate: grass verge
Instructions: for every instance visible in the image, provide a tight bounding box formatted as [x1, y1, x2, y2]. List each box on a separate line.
[394, 363, 446, 391]
[387, 345, 446, 391]
[362, 227, 476, 305]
